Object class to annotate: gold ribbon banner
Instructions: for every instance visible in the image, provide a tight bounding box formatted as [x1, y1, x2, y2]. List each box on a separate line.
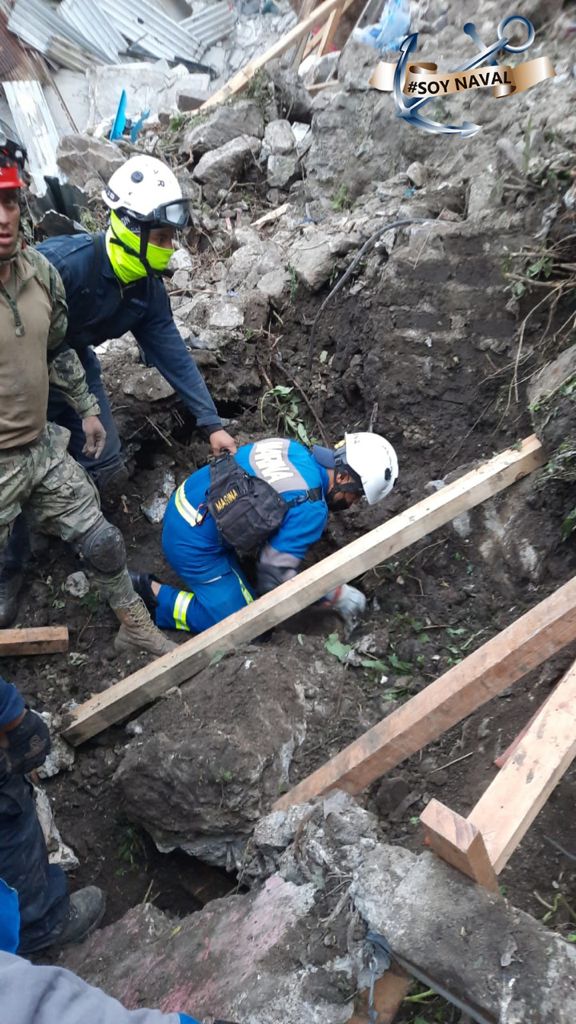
[369, 56, 555, 99]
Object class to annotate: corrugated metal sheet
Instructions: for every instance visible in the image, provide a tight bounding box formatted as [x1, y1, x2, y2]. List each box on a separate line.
[46, 34, 105, 72]
[8, 0, 115, 64]
[0, 9, 45, 80]
[4, 79, 60, 193]
[97, 0, 203, 62]
[59, 0, 127, 63]
[180, 2, 236, 48]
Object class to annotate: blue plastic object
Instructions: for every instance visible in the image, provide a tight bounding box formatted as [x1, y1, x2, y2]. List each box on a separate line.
[109, 89, 128, 141]
[355, 0, 411, 54]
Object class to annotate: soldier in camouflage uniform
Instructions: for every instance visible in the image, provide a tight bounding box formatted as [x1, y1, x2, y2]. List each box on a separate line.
[0, 139, 174, 658]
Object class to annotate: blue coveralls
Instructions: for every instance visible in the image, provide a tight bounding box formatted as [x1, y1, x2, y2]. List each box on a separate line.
[0, 678, 69, 954]
[156, 438, 329, 634]
[37, 233, 224, 477]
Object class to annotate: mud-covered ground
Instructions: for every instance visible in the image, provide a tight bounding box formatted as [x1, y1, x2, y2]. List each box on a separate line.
[4, 270, 576, 1012]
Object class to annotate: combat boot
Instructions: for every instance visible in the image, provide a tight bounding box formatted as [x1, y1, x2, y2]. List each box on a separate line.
[114, 595, 176, 657]
[0, 565, 24, 627]
[48, 886, 106, 948]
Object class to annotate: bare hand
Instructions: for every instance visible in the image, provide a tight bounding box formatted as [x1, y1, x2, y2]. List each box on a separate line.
[209, 428, 237, 456]
[82, 416, 107, 460]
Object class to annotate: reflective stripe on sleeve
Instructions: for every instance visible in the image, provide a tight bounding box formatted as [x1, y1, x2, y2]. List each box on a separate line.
[234, 570, 254, 605]
[175, 483, 203, 527]
[173, 590, 193, 631]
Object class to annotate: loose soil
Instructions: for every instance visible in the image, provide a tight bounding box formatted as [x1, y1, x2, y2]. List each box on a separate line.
[4, 262, 576, 1012]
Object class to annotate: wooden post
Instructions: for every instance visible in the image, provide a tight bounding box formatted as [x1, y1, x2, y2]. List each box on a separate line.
[62, 436, 543, 745]
[274, 572, 576, 810]
[291, 0, 317, 68]
[318, 2, 343, 54]
[420, 799, 499, 892]
[348, 966, 413, 1023]
[0, 626, 69, 656]
[469, 659, 576, 873]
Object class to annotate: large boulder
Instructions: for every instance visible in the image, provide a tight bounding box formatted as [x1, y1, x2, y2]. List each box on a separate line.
[116, 645, 308, 867]
[288, 227, 359, 291]
[183, 100, 265, 155]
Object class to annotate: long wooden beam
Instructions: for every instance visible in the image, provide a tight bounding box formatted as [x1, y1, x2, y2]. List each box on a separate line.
[274, 572, 576, 809]
[468, 659, 576, 873]
[62, 436, 543, 745]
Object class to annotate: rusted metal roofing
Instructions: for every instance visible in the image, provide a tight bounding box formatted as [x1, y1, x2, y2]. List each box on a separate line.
[0, 9, 45, 80]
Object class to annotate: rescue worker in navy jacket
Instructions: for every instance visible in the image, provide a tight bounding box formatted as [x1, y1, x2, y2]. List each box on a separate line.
[131, 433, 399, 634]
[0, 154, 236, 621]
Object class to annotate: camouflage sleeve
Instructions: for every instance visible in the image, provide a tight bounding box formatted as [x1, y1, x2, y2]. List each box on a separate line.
[49, 348, 101, 418]
[44, 258, 68, 350]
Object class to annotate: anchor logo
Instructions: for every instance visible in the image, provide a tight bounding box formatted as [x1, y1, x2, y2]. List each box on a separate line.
[392, 15, 536, 136]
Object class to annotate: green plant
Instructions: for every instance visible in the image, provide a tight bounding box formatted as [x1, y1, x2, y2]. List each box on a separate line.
[331, 183, 352, 212]
[288, 264, 298, 303]
[259, 384, 311, 444]
[169, 113, 186, 131]
[116, 826, 145, 874]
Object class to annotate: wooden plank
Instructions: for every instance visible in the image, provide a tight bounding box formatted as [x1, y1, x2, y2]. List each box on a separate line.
[420, 799, 499, 892]
[251, 202, 289, 227]
[348, 965, 412, 1023]
[494, 682, 560, 767]
[291, 0, 317, 69]
[0, 626, 69, 656]
[274, 572, 576, 810]
[62, 436, 543, 745]
[318, 3, 342, 54]
[200, 0, 350, 111]
[469, 660, 576, 873]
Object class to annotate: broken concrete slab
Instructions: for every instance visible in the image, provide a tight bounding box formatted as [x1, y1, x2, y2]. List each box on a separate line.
[353, 846, 576, 1024]
[122, 367, 175, 403]
[193, 135, 261, 195]
[183, 99, 265, 156]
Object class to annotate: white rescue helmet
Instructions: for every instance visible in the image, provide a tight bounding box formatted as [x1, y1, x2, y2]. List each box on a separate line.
[102, 155, 190, 228]
[341, 432, 399, 505]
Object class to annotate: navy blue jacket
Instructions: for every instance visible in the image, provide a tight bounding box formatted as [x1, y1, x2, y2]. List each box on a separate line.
[37, 233, 222, 432]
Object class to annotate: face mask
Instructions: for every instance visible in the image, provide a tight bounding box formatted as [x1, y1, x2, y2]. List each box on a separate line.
[105, 211, 173, 283]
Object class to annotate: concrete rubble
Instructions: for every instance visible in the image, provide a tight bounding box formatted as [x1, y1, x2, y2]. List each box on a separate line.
[63, 793, 576, 1023]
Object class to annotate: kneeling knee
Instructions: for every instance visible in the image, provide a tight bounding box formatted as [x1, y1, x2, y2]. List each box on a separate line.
[76, 517, 126, 575]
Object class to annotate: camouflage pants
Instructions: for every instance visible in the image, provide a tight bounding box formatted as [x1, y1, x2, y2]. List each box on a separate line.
[0, 423, 102, 550]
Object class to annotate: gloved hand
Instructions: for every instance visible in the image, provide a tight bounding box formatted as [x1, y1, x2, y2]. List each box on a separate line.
[324, 584, 367, 627]
[0, 709, 51, 784]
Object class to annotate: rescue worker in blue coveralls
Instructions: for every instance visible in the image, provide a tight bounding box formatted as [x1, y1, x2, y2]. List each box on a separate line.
[0, 154, 236, 626]
[130, 432, 399, 635]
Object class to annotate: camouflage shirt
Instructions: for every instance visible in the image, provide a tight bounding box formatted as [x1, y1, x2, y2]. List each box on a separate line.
[0, 245, 100, 449]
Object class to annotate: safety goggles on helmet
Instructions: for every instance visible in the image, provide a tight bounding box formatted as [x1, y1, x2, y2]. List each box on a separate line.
[104, 192, 191, 230]
[0, 128, 26, 190]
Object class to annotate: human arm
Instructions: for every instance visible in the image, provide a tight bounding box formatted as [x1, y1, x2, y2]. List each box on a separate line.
[0, 677, 51, 784]
[134, 286, 236, 453]
[0, 952, 200, 1024]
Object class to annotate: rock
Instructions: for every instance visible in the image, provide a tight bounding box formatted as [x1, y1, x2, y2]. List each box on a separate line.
[263, 119, 296, 156]
[302, 51, 340, 86]
[183, 100, 265, 155]
[140, 470, 176, 525]
[57, 133, 125, 191]
[337, 36, 381, 91]
[288, 228, 357, 291]
[257, 267, 289, 301]
[64, 571, 90, 599]
[406, 161, 428, 188]
[116, 645, 308, 867]
[122, 367, 175, 402]
[226, 238, 284, 290]
[36, 713, 76, 779]
[193, 135, 262, 193]
[267, 152, 300, 189]
[267, 64, 314, 123]
[238, 289, 270, 330]
[169, 247, 194, 271]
